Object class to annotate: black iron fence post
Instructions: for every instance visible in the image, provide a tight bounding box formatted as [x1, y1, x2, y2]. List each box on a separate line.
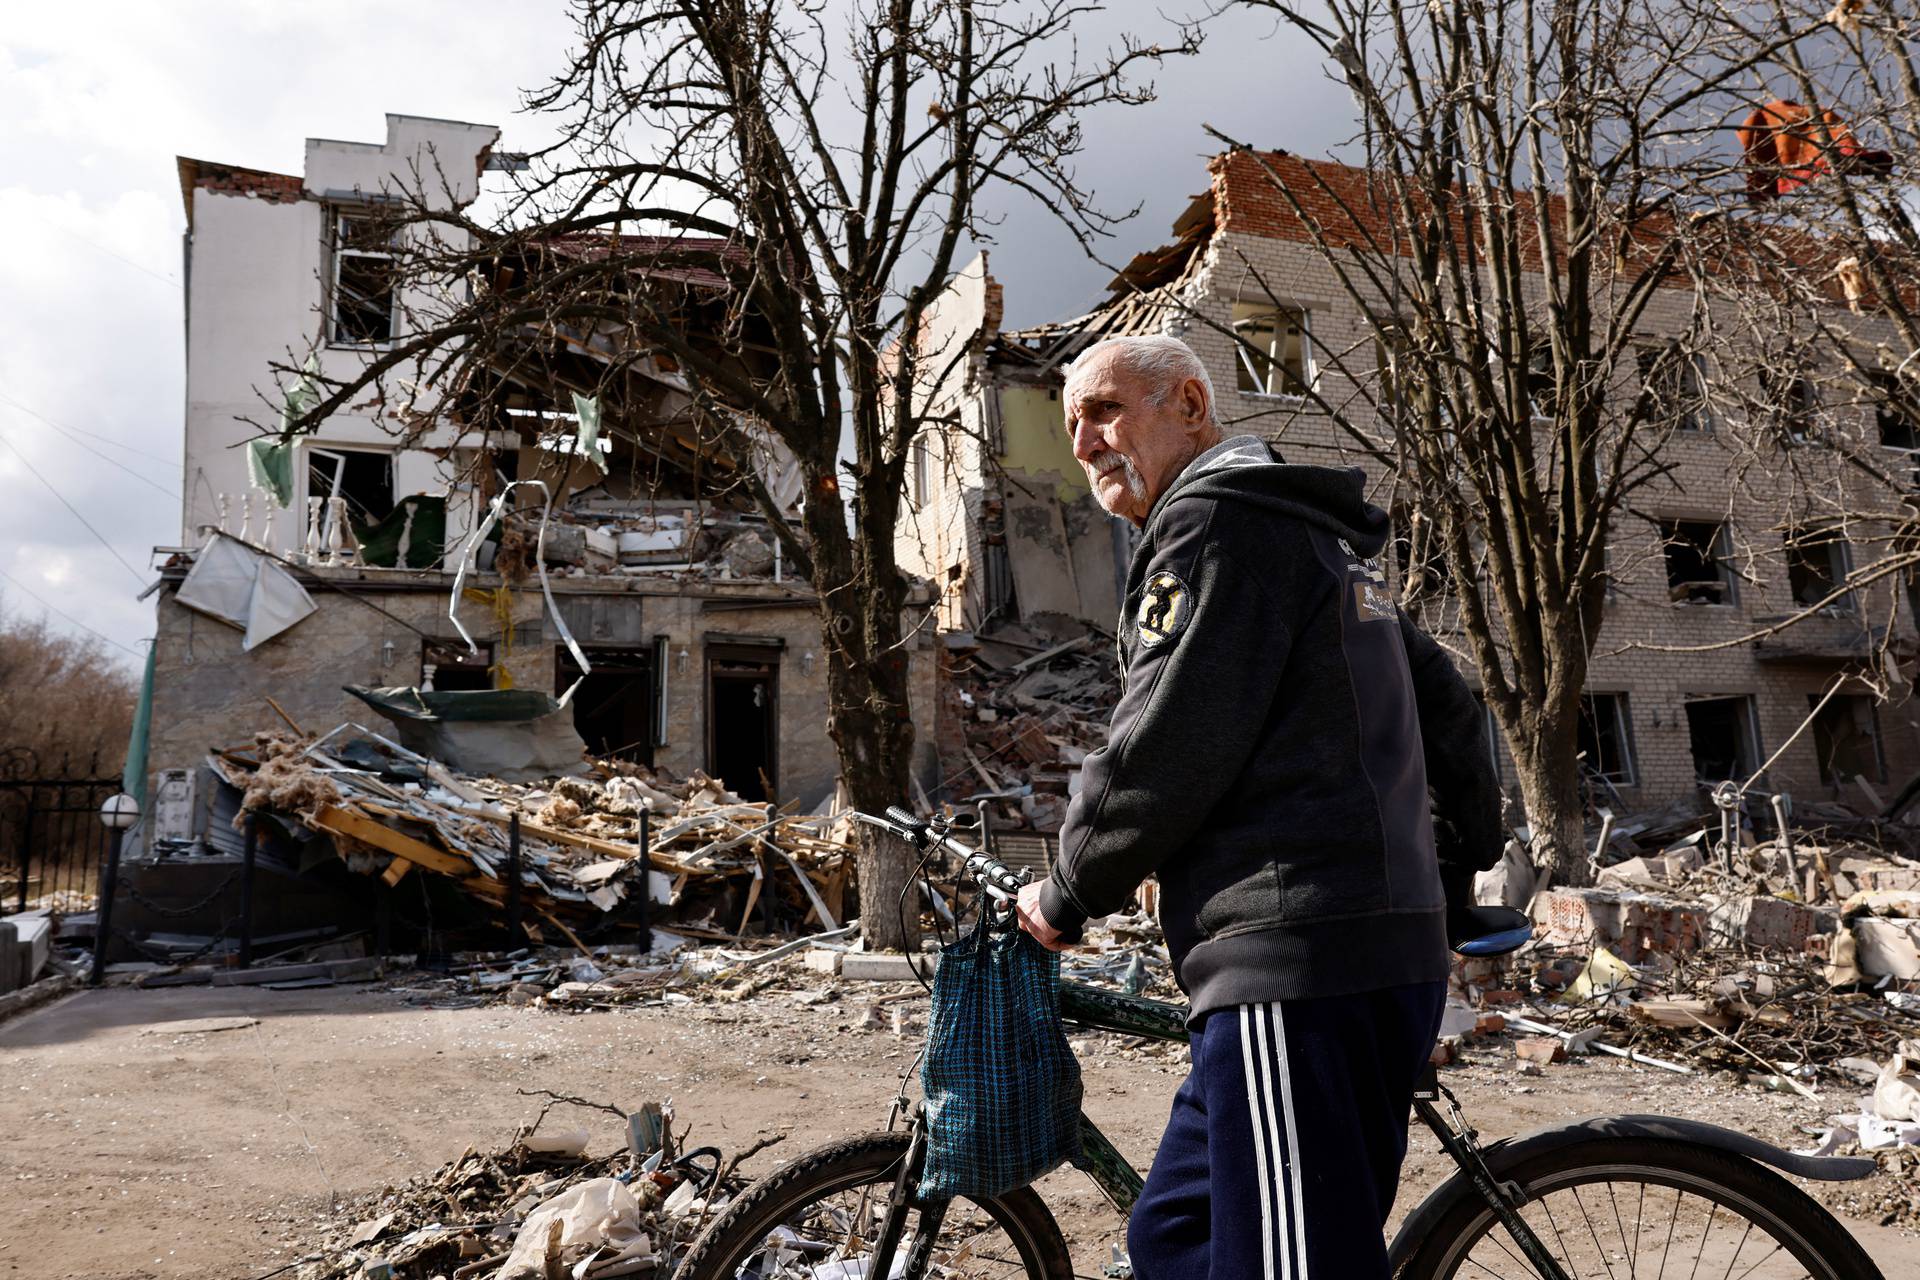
[637, 807, 652, 954]
[16, 794, 35, 915]
[505, 812, 524, 947]
[236, 814, 258, 969]
[90, 823, 121, 986]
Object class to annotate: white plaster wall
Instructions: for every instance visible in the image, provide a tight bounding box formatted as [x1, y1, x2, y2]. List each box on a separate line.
[181, 115, 501, 555]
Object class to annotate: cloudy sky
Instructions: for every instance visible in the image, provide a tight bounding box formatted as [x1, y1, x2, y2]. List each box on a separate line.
[0, 2, 1349, 667]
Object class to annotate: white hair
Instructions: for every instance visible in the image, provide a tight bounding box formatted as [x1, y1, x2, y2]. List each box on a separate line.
[1064, 335, 1219, 424]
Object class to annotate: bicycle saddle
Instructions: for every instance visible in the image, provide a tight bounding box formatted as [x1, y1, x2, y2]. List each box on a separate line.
[1447, 904, 1532, 957]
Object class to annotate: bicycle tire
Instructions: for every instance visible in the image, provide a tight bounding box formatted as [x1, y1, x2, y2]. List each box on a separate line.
[674, 1131, 1074, 1280]
[1396, 1136, 1882, 1280]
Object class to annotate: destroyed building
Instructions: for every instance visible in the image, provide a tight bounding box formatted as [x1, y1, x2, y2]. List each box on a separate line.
[139, 113, 937, 852]
[902, 150, 1920, 821]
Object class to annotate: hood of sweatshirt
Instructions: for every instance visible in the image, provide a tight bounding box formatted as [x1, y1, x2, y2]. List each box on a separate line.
[1147, 434, 1392, 558]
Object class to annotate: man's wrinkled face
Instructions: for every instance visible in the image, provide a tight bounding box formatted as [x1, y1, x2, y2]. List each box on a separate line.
[1064, 350, 1211, 525]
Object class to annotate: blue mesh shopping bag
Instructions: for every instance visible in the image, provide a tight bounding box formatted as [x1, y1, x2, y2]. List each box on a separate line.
[917, 922, 1083, 1201]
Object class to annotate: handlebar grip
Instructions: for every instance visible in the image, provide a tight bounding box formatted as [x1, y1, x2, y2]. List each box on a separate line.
[885, 806, 924, 836]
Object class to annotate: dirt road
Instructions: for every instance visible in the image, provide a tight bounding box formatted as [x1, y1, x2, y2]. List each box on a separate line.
[0, 979, 1911, 1279]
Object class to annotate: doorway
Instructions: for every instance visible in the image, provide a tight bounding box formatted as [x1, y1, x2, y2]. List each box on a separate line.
[707, 645, 780, 801]
[1684, 695, 1762, 783]
[559, 645, 655, 764]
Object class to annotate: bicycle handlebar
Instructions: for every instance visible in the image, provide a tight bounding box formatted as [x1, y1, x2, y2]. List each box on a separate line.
[854, 807, 1029, 902]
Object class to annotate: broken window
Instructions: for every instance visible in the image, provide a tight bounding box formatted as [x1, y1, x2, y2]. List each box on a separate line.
[911, 433, 932, 509]
[1685, 695, 1762, 783]
[1811, 692, 1884, 786]
[1637, 344, 1711, 432]
[1576, 693, 1636, 786]
[1233, 301, 1314, 397]
[423, 639, 492, 692]
[1760, 366, 1819, 443]
[708, 642, 780, 801]
[561, 645, 655, 764]
[331, 209, 398, 345]
[1660, 518, 1735, 605]
[1872, 371, 1920, 450]
[308, 447, 396, 525]
[1785, 525, 1851, 611]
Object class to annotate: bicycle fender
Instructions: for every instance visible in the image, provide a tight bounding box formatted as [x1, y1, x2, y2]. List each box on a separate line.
[1386, 1114, 1874, 1271]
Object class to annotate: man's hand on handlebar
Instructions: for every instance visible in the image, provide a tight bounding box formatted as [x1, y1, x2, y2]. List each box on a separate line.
[1015, 882, 1068, 952]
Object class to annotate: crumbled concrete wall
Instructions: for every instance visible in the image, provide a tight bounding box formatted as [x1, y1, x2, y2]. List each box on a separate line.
[146, 573, 939, 814]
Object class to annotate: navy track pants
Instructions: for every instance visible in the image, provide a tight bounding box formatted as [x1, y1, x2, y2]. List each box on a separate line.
[1127, 981, 1447, 1280]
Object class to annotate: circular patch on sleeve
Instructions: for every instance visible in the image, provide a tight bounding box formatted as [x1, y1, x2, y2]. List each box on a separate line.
[1135, 571, 1192, 648]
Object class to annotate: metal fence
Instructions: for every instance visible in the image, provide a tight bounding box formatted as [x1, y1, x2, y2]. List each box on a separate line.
[0, 747, 122, 915]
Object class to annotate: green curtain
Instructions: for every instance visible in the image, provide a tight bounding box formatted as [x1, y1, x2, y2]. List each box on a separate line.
[121, 641, 156, 805]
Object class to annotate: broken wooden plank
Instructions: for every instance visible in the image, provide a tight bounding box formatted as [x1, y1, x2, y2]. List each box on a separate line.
[316, 806, 473, 878]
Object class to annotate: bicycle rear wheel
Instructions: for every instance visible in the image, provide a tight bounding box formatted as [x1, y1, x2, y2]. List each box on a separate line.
[674, 1131, 1073, 1280]
[1396, 1137, 1882, 1280]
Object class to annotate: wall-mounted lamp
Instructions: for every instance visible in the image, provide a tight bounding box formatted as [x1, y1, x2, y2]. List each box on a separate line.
[801, 651, 815, 677]
[380, 639, 395, 670]
[676, 646, 689, 676]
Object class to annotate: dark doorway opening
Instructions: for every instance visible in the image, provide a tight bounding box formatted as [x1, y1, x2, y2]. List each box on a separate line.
[1685, 695, 1761, 783]
[559, 646, 655, 764]
[708, 646, 780, 801]
[424, 639, 493, 692]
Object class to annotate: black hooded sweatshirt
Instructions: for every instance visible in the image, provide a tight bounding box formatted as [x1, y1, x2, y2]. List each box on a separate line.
[1038, 436, 1502, 1018]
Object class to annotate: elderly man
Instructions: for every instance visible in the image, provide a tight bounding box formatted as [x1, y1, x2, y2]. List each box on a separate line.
[1014, 335, 1502, 1279]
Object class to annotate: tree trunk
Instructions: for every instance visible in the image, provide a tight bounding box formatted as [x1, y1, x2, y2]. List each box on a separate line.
[1506, 717, 1593, 888]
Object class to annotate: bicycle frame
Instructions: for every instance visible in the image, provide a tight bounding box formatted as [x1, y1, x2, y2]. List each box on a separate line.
[871, 978, 1581, 1280]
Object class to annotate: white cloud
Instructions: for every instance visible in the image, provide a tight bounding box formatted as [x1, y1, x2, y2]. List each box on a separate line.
[0, 1, 1352, 663]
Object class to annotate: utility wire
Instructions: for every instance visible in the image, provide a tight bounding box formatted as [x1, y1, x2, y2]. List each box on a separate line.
[0, 389, 180, 467]
[0, 564, 146, 658]
[33, 213, 182, 290]
[0, 410, 181, 502]
[0, 433, 149, 585]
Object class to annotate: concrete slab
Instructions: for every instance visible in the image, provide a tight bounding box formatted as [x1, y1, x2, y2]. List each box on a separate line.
[839, 953, 933, 982]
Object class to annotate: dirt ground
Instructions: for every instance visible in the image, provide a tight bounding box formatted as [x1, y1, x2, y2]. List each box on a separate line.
[1, 976, 1916, 1280]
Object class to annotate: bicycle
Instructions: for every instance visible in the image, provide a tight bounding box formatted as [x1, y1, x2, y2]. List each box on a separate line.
[674, 807, 1883, 1280]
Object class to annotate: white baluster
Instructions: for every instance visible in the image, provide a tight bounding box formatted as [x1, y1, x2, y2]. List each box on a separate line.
[237, 491, 253, 546]
[326, 496, 350, 565]
[304, 497, 325, 562]
[216, 493, 230, 535]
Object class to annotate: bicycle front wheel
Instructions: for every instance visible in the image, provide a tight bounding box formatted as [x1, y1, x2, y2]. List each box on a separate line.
[1397, 1137, 1882, 1280]
[674, 1131, 1074, 1280]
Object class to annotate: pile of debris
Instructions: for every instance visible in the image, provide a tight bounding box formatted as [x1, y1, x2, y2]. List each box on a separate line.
[291, 1096, 775, 1280]
[205, 724, 855, 947]
[937, 622, 1119, 833]
[500, 499, 793, 583]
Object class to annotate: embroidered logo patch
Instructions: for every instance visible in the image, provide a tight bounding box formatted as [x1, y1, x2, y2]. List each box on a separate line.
[1136, 572, 1192, 648]
[1353, 580, 1398, 622]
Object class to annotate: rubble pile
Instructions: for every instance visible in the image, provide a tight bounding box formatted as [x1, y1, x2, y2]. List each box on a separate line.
[209, 725, 855, 945]
[291, 1099, 760, 1280]
[501, 499, 791, 583]
[939, 624, 1119, 833]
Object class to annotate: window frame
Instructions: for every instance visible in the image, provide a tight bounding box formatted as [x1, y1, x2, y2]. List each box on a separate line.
[1760, 365, 1820, 444]
[328, 206, 401, 348]
[1659, 517, 1738, 607]
[1576, 692, 1638, 787]
[1232, 300, 1316, 400]
[1810, 691, 1887, 787]
[1636, 343, 1713, 433]
[1784, 524, 1854, 613]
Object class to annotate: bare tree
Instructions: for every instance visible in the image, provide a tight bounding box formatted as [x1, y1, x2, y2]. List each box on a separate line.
[259, 1, 1195, 948]
[1196, 0, 1820, 883]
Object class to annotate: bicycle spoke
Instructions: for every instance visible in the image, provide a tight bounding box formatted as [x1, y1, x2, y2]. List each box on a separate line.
[1570, 1184, 1620, 1279]
[1442, 1177, 1838, 1280]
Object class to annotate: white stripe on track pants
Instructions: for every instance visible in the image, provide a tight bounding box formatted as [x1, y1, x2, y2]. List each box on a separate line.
[1126, 981, 1446, 1280]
